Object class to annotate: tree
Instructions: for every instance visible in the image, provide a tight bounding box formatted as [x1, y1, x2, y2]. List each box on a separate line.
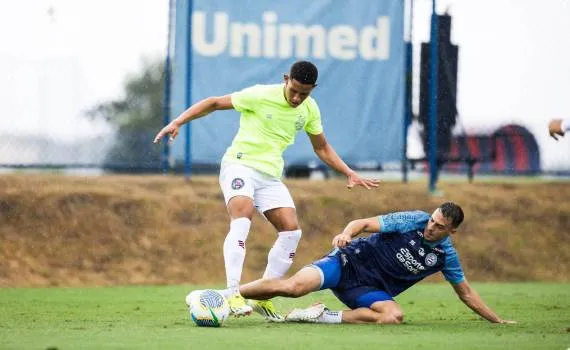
[85, 58, 165, 171]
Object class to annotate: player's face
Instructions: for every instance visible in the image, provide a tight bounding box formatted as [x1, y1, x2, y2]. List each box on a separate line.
[283, 75, 315, 108]
[424, 209, 456, 242]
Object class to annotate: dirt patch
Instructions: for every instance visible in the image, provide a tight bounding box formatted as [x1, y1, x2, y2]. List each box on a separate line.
[0, 174, 568, 287]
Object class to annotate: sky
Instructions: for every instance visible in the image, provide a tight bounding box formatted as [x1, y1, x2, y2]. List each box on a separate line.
[0, 0, 569, 170]
[0, 0, 168, 139]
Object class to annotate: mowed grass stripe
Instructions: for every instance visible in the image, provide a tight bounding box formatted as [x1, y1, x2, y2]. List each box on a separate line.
[0, 283, 568, 350]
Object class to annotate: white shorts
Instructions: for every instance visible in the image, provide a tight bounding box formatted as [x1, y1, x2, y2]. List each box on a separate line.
[219, 162, 295, 214]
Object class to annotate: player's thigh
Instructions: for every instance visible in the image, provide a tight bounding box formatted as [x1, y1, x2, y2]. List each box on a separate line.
[310, 252, 342, 290]
[334, 286, 395, 310]
[285, 266, 322, 296]
[256, 179, 299, 231]
[219, 162, 256, 219]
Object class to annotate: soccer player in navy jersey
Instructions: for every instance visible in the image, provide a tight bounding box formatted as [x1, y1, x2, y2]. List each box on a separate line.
[240, 202, 516, 324]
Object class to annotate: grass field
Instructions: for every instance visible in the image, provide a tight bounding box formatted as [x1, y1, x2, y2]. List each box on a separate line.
[0, 283, 568, 350]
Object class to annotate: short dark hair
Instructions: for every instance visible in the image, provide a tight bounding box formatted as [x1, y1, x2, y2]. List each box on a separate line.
[290, 61, 318, 85]
[439, 202, 464, 228]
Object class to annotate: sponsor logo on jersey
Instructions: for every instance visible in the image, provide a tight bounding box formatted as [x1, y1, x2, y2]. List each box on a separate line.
[418, 247, 425, 257]
[409, 240, 416, 246]
[432, 247, 444, 254]
[425, 253, 438, 267]
[396, 248, 425, 274]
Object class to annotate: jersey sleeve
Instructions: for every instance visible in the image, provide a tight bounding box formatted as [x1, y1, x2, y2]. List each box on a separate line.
[231, 85, 263, 113]
[378, 210, 430, 234]
[441, 239, 465, 284]
[304, 98, 324, 135]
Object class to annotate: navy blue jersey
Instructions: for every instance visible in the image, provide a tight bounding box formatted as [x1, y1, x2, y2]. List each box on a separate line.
[339, 210, 465, 297]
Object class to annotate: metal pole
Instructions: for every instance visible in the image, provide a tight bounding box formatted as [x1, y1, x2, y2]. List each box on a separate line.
[428, 0, 439, 193]
[161, 0, 174, 174]
[403, 0, 414, 183]
[184, 0, 193, 180]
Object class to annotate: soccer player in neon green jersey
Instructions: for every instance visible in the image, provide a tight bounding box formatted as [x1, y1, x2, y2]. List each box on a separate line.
[154, 61, 379, 322]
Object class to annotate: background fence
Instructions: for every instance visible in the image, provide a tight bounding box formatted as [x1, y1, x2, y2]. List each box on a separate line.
[1, 0, 569, 176]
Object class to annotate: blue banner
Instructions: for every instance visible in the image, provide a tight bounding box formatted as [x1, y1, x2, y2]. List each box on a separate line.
[171, 0, 405, 170]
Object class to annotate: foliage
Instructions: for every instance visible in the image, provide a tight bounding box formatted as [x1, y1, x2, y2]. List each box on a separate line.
[85, 58, 165, 170]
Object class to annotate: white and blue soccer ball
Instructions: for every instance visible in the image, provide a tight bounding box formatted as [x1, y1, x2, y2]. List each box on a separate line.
[185, 289, 230, 327]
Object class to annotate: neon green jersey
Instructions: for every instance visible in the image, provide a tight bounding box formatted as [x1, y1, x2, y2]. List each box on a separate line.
[222, 84, 323, 178]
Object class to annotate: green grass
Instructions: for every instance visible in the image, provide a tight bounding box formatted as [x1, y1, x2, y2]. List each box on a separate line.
[0, 283, 568, 350]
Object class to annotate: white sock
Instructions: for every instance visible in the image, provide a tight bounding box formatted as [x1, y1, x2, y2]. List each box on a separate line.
[223, 217, 251, 296]
[317, 310, 343, 324]
[263, 230, 302, 279]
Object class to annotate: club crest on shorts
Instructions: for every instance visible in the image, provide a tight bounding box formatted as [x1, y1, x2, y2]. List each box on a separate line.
[425, 253, 438, 267]
[231, 178, 245, 190]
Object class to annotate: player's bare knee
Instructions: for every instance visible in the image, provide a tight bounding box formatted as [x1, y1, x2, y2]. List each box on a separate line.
[290, 281, 306, 298]
[392, 310, 405, 324]
[373, 309, 404, 325]
[227, 198, 254, 219]
[276, 219, 300, 232]
[282, 279, 307, 298]
[281, 280, 297, 297]
[375, 316, 400, 325]
[383, 310, 404, 324]
[285, 224, 301, 232]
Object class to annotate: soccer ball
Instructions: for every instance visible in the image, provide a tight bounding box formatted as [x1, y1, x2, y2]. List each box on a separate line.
[186, 289, 230, 327]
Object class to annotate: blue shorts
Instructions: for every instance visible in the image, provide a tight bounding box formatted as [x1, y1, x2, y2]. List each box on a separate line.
[311, 250, 394, 309]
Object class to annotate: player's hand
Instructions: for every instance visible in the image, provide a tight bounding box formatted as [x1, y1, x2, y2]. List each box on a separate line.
[346, 171, 380, 190]
[153, 122, 180, 144]
[332, 233, 352, 248]
[548, 119, 564, 140]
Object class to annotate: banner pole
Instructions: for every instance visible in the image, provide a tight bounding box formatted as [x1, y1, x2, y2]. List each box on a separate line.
[428, 0, 439, 193]
[162, 0, 174, 174]
[184, 0, 193, 181]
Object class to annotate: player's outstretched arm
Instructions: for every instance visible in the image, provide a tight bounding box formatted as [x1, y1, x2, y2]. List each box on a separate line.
[153, 95, 234, 144]
[451, 280, 516, 324]
[308, 133, 380, 189]
[332, 217, 380, 248]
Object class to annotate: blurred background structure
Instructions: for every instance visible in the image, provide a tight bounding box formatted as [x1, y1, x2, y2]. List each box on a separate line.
[0, 0, 569, 182]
